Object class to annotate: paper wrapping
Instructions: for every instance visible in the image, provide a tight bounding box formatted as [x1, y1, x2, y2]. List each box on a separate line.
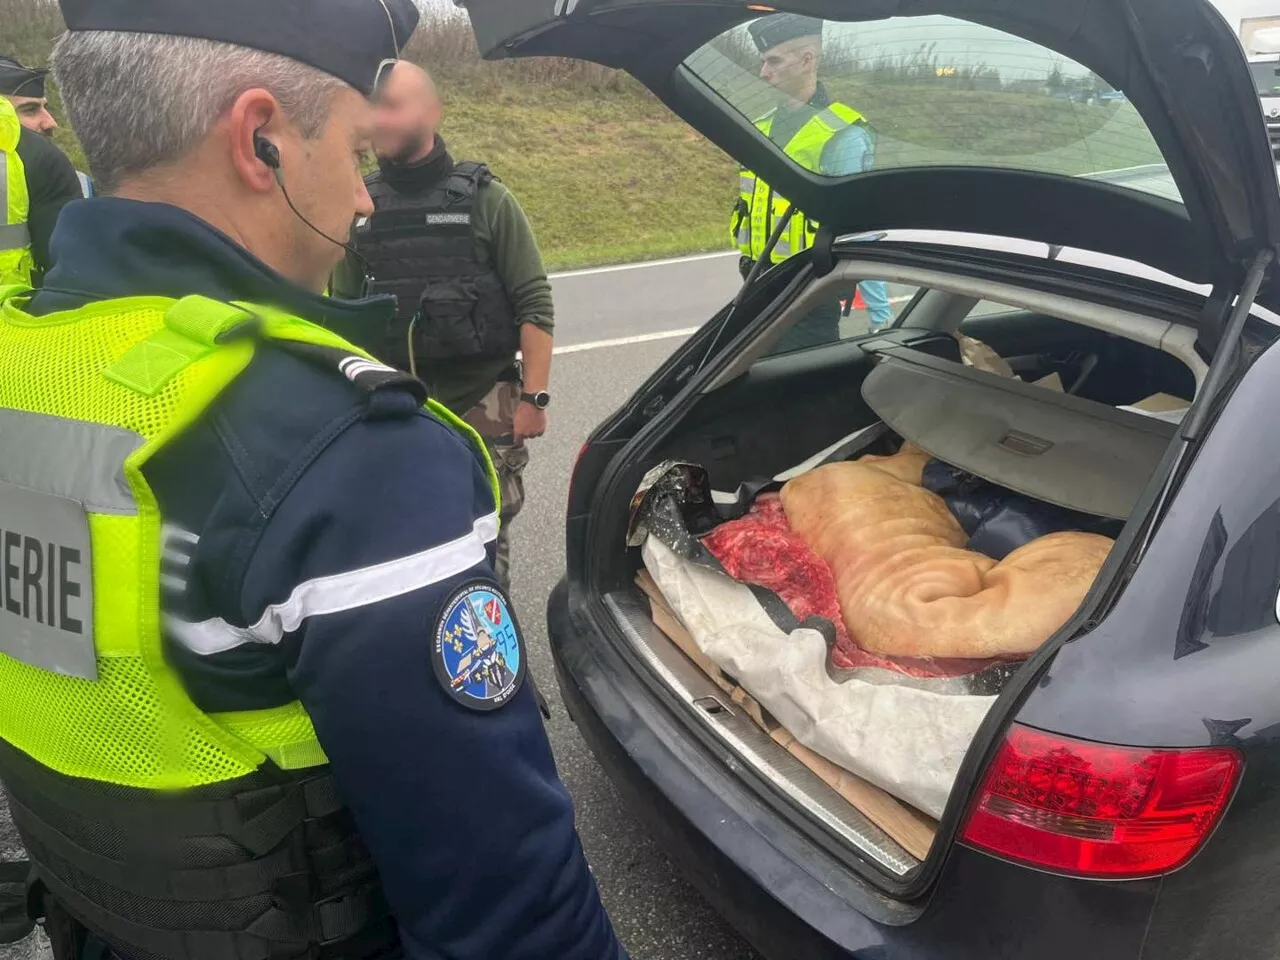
[643, 537, 997, 819]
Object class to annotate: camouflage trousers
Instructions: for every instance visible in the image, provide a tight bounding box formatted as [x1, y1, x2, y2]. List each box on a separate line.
[462, 379, 529, 591]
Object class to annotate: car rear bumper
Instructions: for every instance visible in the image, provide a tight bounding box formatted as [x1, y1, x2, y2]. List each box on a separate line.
[548, 578, 1161, 960]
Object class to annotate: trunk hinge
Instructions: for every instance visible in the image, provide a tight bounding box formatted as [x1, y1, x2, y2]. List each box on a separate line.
[810, 222, 837, 278]
[1193, 283, 1233, 358]
[1182, 248, 1276, 442]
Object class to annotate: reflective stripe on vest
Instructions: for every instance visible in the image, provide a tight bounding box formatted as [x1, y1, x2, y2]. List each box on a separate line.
[735, 101, 866, 264]
[0, 101, 31, 285]
[0, 291, 499, 788]
[0, 222, 29, 251]
[0, 163, 28, 249]
[0, 408, 141, 514]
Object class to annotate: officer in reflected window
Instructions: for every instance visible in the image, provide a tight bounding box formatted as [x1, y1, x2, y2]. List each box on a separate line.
[0, 57, 82, 285]
[0, 2, 626, 959]
[735, 15, 895, 349]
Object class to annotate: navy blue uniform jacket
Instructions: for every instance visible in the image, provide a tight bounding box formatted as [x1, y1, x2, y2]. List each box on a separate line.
[31, 198, 627, 960]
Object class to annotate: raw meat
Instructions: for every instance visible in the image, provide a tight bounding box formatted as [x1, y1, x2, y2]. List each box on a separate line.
[702, 494, 1000, 678]
[703, 496, 842, 635]
[780, 451, 1114, 659]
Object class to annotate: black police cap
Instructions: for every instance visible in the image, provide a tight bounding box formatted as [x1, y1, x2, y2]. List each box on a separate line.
[58, 0, 419, 96]
[749, 13, 825, 53]
[0, 56, 47, 98]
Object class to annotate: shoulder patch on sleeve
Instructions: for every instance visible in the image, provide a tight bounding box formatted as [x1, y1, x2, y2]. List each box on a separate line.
[270, 340, 428, 405]
[432, 582, 526, 711]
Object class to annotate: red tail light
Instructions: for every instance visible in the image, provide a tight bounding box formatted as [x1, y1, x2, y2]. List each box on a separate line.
[961, 724, 1242, 879]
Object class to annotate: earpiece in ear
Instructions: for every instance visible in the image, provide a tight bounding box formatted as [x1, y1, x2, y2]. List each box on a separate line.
[253, 131, 281, 170]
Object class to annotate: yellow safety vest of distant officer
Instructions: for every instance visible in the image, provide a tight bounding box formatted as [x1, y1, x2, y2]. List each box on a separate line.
[732, 13, 894, 333]
[734, 100, 866, 262]
[0, 99, 33, 287]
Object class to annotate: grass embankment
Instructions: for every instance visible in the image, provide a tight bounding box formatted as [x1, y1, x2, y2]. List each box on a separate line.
[835, 81, 1163, 174]
[3, 0, 1163, 270]
[443, 88, 737, 271]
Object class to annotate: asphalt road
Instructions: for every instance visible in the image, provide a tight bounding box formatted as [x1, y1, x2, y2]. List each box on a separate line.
[550, 251, 743, 348]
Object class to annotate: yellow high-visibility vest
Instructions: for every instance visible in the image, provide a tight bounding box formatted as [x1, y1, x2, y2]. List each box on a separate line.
[734, 101, 866, 264]
[0, 288, 499, 957]
[0, 290, 495, 787]
[0, 100, 33, 286]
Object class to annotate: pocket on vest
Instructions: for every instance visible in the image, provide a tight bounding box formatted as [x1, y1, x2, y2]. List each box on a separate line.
[417, 279, 485, 358]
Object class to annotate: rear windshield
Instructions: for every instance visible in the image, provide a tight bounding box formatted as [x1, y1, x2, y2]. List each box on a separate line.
[684, 15, 1178, 202]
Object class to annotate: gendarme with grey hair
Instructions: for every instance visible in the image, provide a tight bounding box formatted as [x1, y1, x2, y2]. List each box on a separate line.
[0, 1, 629, 959]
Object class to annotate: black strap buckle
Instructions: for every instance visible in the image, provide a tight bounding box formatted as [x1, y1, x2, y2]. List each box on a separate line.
[315, 886, 386, 947]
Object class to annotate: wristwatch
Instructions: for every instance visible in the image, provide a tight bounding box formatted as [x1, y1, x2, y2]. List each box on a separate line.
[520, 390, 551, 410]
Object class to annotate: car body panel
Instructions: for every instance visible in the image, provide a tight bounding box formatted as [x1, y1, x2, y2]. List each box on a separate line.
[1018, 332, 1280, 749]
[549, 581, 1162, 960]
[461, 0, 1280, 289]
[1010, 333, 1280, 960]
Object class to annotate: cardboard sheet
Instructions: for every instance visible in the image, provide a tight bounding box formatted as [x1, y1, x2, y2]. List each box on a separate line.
[637, 571, 938, 860]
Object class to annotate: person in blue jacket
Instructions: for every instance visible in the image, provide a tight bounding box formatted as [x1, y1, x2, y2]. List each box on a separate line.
[6, 1, 629, 958]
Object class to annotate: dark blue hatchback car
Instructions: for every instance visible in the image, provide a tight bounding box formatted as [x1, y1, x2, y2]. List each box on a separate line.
[463, 2, 1280, 957]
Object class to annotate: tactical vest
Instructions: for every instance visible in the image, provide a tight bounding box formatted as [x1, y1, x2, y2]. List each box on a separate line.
[356, 161, 519, 373]
[0, 102, 33, 287]
[733, 102, 867, 264]
[0, 289, 498, 959]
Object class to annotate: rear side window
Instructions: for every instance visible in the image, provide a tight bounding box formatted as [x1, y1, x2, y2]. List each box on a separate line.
[765, 280, 920, 357]
[685, 15, 1177, 203]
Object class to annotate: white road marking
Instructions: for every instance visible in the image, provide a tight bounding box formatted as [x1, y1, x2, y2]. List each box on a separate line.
[1079, 162, 1168, 180]
[553, 327, 703, 355]
[550, 250, 737, 280]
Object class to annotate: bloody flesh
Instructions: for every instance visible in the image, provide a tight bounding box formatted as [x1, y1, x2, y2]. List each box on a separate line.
[701, 495, 999, 679]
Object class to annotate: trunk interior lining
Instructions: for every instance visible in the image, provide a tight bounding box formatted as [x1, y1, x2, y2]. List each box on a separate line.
[608, 585, 927, 876]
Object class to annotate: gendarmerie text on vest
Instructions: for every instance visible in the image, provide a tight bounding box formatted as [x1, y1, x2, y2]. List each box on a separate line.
[0, 525, 83, 633]
[0, 478, 93, 654]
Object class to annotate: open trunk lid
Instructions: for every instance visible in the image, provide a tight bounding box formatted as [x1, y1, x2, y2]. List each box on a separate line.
[460, 0, 1280, 298]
